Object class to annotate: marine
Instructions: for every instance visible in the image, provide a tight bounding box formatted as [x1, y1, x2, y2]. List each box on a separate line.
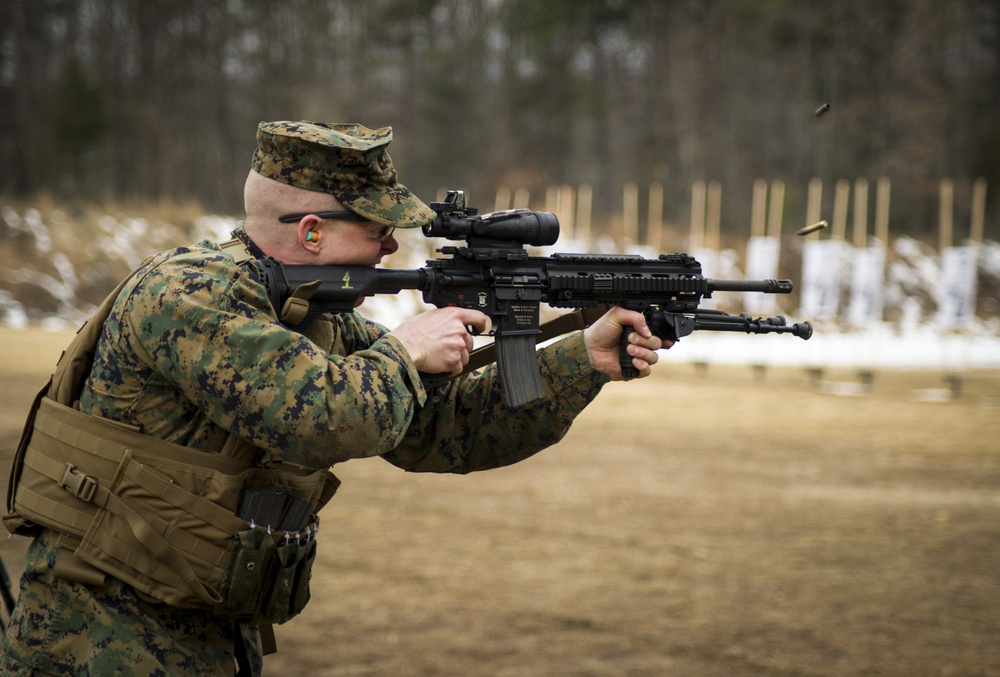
[1, 120, 666, 675]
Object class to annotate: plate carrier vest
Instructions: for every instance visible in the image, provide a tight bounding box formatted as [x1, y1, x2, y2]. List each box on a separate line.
[3, 244, 341, 630]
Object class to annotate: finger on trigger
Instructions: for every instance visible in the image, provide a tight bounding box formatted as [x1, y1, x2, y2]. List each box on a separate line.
[462, 308, 489, 334]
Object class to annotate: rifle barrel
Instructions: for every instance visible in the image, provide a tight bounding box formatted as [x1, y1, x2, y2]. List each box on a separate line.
[710, 278, 793, 294]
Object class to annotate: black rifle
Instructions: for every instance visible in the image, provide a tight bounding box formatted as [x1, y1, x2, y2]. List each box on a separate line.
[252, 191, 812, 407]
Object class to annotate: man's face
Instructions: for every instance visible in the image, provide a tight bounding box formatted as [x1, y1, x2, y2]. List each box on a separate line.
[315, 218, 400, 267]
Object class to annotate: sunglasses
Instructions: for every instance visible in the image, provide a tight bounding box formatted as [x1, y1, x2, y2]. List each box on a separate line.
[277, 211, 396, 241]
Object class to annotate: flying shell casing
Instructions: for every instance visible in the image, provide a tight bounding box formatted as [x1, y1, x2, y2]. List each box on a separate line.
[796, 220, 829, 236]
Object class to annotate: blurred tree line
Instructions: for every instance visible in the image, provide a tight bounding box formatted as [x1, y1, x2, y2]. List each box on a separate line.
[1, 0, 998, 239]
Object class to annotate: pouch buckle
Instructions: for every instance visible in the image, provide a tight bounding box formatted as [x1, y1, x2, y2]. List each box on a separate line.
[59, 463, 98, 502]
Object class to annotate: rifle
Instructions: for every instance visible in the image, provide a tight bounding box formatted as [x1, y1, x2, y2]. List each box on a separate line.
[252, 190, 812, 407]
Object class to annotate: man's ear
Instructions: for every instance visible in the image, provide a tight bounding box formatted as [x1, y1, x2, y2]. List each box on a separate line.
[296, 215, 323, 253]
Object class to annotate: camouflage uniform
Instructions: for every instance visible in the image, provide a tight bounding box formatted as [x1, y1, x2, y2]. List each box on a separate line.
[0, 123, 610, 676]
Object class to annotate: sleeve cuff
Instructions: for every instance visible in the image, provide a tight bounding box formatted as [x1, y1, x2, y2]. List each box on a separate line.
[367, 334, 428, 407]
[537, 331, 610, 401]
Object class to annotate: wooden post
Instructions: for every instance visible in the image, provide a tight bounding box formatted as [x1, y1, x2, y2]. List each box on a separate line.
[706, 181, 722, 252]
[768, 179, 785, 238]
[803, 177, 825, 383]
[494, 186, 512, 211]
[690, 180, 706, 248]
[623, 182, 639, 246]
[647, 181, 664, 250]
[875, 177, 891, 249]
[545, 186, 559, 215]
[852, 178, 869, 248]
[832, 179, 850, 241]
[971, 177, 987, 245]
[806, 177, 823, 240]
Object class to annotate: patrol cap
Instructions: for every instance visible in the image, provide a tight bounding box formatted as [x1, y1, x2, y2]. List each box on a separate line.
[251, 121, 435, 228]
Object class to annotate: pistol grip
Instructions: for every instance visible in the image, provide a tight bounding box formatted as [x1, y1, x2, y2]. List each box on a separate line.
[620, 326, 638, 380]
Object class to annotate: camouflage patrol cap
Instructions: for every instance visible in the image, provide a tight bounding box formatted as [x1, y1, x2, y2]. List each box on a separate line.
[251, 121, 435, 228]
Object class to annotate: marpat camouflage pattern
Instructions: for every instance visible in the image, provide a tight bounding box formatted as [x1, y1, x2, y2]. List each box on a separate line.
[0, 227, 609, 675]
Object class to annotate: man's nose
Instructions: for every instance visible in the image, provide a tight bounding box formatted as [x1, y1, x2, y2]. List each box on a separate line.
[381, 235, 400, 255]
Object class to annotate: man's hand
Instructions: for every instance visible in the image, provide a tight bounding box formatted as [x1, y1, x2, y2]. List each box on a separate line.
[389, 307, 489, 376]
[583, 307, 671, 380]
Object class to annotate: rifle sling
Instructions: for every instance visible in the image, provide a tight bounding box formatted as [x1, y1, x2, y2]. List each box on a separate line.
[463, 307, 608, 375]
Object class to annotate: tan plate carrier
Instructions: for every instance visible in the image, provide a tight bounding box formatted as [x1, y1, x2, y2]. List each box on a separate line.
[3, 256, 340, 629]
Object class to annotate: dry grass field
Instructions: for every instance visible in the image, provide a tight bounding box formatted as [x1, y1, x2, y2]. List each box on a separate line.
[1, 327, 999, 676]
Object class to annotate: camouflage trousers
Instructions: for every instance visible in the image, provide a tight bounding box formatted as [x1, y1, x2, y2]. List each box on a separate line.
[1, 529, 262, 676]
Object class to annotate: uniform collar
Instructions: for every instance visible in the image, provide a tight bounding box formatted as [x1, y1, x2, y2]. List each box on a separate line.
[232, 223, 268, 260]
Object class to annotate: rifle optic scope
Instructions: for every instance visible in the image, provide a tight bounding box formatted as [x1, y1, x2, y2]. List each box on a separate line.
[424, 209, 560, 247]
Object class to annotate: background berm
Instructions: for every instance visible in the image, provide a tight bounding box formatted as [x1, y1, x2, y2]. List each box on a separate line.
[1, 328, 998, 676]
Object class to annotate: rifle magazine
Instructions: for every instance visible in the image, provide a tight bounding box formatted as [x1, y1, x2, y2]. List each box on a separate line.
[495, 334, 546, 408]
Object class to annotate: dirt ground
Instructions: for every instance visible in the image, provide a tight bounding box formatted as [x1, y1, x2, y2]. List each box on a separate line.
[1, 328, 999, 676]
